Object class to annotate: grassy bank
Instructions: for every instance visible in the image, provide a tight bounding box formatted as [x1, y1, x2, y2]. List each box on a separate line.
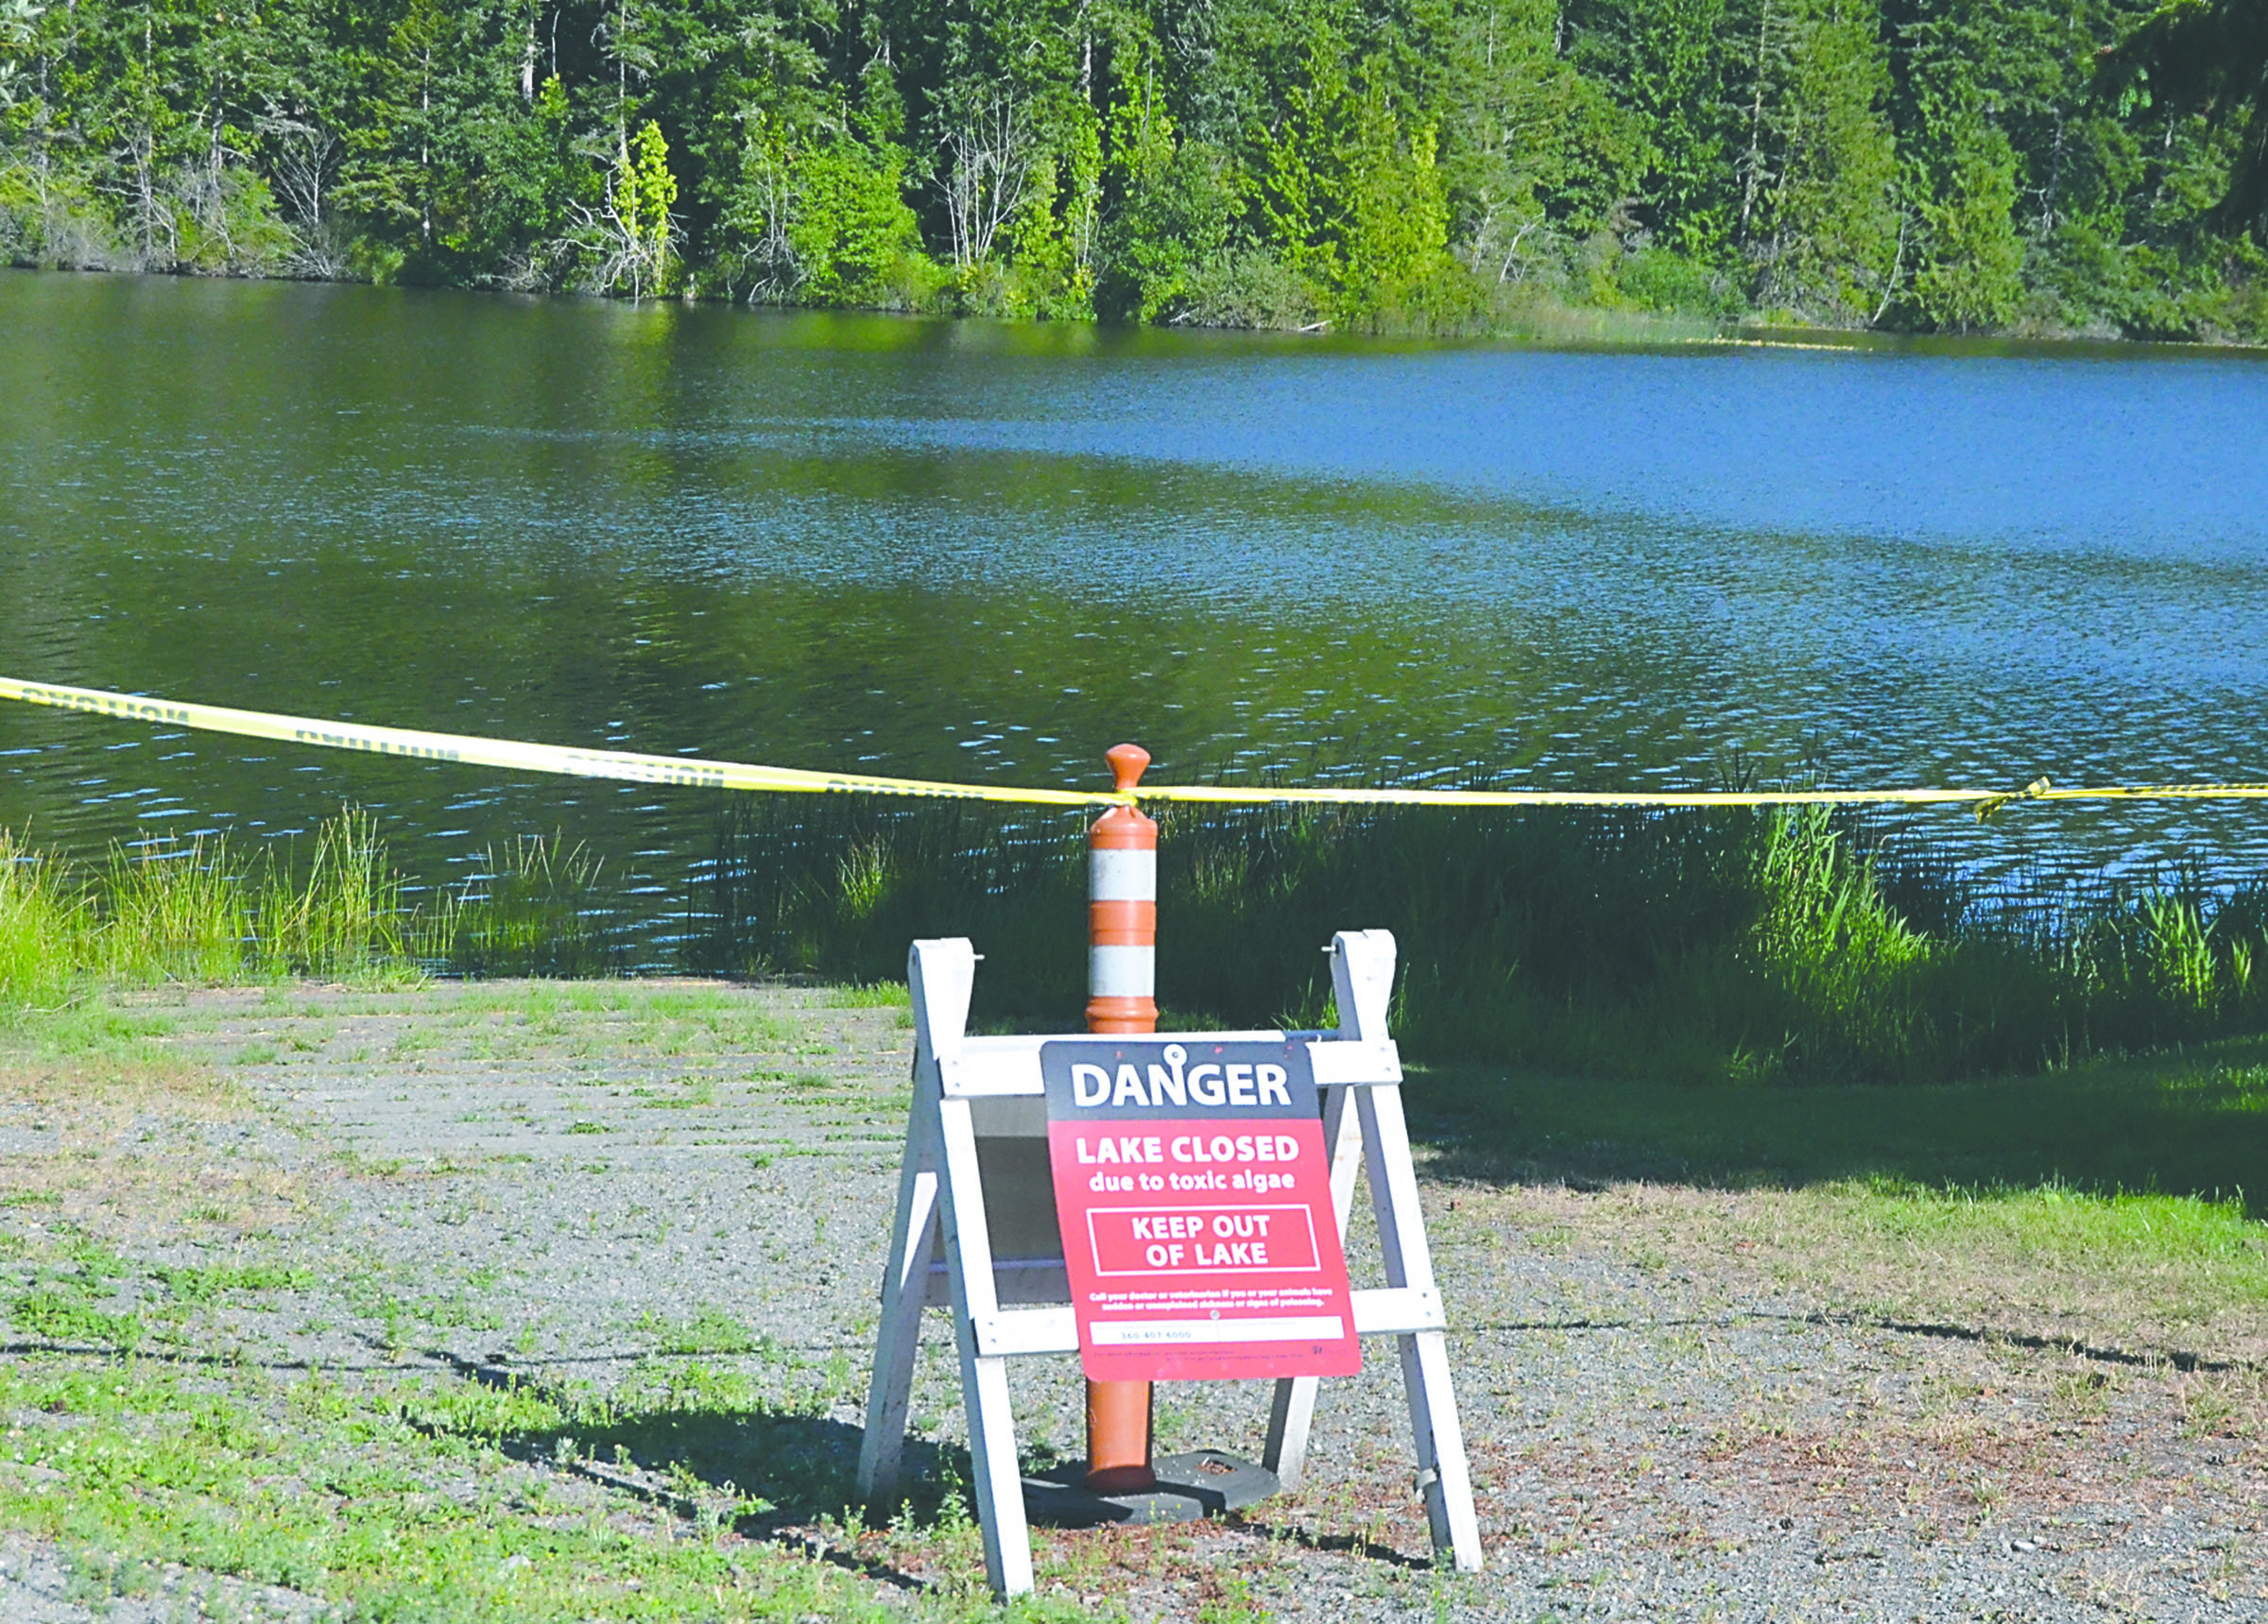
[8, 798, 2268, 1085]
[0, 810, 621, 1011]
[697, 795, 2268, 1084]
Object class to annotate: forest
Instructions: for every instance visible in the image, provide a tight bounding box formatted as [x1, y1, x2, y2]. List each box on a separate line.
[0, 0, 2263, 338]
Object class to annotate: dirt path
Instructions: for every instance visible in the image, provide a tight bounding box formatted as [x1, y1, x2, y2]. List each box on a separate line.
[3, 981, 2260, 1620]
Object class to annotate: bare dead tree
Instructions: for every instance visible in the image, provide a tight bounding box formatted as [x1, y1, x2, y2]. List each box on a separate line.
[937, 90, 1035, 269]
[1461, 192, 1554, 285]
[245, 106, 345, 275]
[720, 120, 804, 301]
[259, 109, 338, 231]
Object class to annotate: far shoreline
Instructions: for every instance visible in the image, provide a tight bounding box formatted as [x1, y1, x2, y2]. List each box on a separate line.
[9, 260, 2267, 364]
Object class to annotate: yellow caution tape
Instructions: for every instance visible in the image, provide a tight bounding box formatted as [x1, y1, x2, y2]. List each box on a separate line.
[0, 675, 1097, 807]
[4, 675, 2266, 816]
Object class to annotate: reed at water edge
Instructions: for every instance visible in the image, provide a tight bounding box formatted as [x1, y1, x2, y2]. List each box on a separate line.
[691, 795, 2268, 1084]
[3, 797, 2264, 1085]
[0, 808, 621, 1009]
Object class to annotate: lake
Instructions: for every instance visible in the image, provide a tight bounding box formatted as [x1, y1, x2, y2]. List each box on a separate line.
[4, 270, 2266, 932]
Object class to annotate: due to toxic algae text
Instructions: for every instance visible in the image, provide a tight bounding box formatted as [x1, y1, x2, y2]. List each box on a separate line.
[1070, 1130, 1304, 1196]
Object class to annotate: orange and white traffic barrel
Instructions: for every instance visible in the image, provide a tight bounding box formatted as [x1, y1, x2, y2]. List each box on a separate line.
[1086, 743, 1159, 1035]
[1085, 742, 1158, 1490]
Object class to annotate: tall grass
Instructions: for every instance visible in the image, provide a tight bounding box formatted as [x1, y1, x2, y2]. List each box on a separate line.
[7, 795, 2267, 1085]
[103, 834, 249, 983]
[696, 796, 2268, 1083]
[254, 807, 408, 977]
[0, 830, 91, 1009]
[0, 809, 621, 1006]
[438, 833, 624, 979]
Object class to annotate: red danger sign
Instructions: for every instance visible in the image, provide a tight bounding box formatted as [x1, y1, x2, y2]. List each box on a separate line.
[1041, 1038, 1361, 1382]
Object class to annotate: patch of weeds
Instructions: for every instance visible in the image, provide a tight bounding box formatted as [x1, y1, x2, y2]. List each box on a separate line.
[640, 1077, 718, 1109]
[9, 1005, 180, 1064]
[416, 1291, 505, 1332]
[828, 983, 910, 1010]
[0, 1353, 922, 1622]
[151, 1262, 312, 1303]
[1967, 1473, 2007, 1524]
[62, 1550, 163, 1606]
[1, 1190, 63, 1209]
[641, 1307, 768, 1358]
[1525, 1222, 1577, 1254]
[379, 1298, 411, 1357]
[1195, 1575, 1273, 1624]
[232, 1041, 281, 1067]
[2177, 1368, 2265, 1440]
[9, 1289, 144, 1352]
[2051, 1366, 2116, 1422]
[564, 1120, 607, 1136]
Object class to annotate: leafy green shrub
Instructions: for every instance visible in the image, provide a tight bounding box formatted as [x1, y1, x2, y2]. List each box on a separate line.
[1619, 247, 1741, 316]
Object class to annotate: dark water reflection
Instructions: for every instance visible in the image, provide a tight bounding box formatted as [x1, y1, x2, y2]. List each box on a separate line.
[3, 271, 2265, 923]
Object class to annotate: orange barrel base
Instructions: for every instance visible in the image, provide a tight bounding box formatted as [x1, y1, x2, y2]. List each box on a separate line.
[1084, 1379, 1157, 1493]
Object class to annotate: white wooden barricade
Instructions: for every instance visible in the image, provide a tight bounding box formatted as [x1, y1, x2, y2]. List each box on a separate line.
[855, 928, 1483, 1598]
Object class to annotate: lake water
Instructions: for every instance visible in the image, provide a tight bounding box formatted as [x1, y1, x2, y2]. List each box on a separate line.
[4, 270, 2266, 918]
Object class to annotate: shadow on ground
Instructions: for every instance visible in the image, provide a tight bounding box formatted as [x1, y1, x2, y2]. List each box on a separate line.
[1404, 1034, 2268, 1216]
[413, 1356, 968, 1588]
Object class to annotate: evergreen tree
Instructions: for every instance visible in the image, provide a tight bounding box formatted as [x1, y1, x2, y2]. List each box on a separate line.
[2101, 0, 2268, 233]
[1744, 0, 1901, 319]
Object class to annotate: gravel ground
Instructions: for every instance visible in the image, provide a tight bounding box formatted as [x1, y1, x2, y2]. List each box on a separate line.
[3, 980, 2262, 1621]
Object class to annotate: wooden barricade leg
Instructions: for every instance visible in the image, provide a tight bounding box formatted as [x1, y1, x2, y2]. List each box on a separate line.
[1359, 1078, 1483, 1572]
[1309, 928, 1482, 1571]
[859, 940, 970, 1504]
[937, 1091, 1034, 1597]
[884, 936, 1035, 1598]
[854, 1086, 940, 1506]
[1263, 1082, 1363, 1489]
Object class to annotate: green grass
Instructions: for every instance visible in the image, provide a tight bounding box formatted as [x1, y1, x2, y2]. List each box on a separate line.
[12, 789, 2268, 1086]
[3, 973, 2259, 1614]
[0, 812, 631, 1004]
[439, 832, 624, 979]
[1411, 1034, 2268, 1211]
[0, 1357, 1040, 1622]
[827, 982, 913, 1010]
[0, 1211, 1095, 1624]
[100, 833, 249, 984]
[640, 1306, 772, 1358]
[1403, 1039, 2268, 1372]
[0, 828, 90, 1007]
[696, 794, 2268, 1085]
